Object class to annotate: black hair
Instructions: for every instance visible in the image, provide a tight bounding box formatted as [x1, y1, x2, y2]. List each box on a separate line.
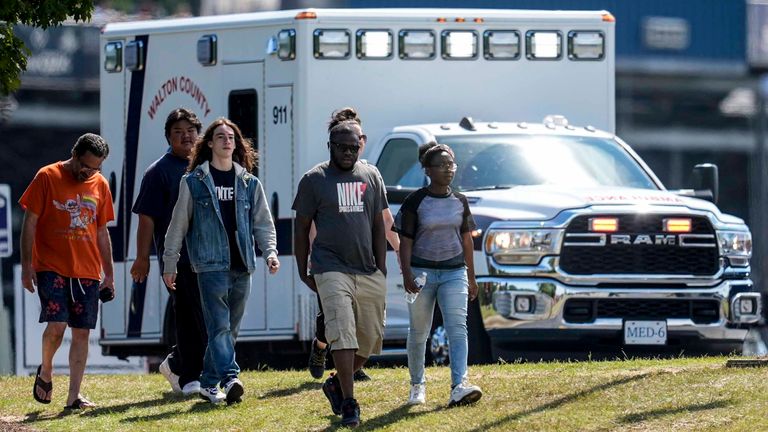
[418, 141, 437, 164]
[328, 107, 361, 132]
[72, 133, 109, 158]
[165, 107, 202, 143]
[420, 143, 454, 168]
[329, 121, 362, 143]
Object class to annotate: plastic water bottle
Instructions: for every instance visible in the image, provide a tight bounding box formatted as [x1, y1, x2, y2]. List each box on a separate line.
[405, 272, 427, 304]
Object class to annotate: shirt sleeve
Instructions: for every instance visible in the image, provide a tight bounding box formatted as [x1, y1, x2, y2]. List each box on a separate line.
[291, 174, 317, 219]
[392, 190, 421, 239]
[18, 169, 48, 216]
[457, 193, 477, 233]
[372, 168, 388, 213]
[97, 178, 115, 227]
[132, 165, 165, 219]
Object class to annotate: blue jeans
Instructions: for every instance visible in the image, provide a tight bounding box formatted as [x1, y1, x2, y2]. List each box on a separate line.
[197, 270, 250, 388]
[407, 267, 468, 387]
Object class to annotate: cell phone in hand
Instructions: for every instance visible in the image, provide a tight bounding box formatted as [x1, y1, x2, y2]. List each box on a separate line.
[99, 287, 115, 302]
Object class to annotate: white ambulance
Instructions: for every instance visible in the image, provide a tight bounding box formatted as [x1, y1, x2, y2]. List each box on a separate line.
[100, 8, 742, 362]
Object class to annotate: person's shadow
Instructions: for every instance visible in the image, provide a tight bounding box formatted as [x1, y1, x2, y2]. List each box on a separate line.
[23, 392, 185, 425]
[321, 403, 444, 431]
[120, 400, 222, 423]
[259, 381, 322, 399]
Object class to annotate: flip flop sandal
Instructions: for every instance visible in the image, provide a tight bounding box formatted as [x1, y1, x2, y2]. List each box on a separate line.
[64, 397, 96, 410]
[33, 365, 52, 404]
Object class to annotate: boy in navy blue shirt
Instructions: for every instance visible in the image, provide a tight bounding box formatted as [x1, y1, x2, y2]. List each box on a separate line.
[131, 108, 206, 396]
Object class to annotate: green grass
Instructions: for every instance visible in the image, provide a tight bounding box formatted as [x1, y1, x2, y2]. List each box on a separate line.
[1, 356, 767, 431]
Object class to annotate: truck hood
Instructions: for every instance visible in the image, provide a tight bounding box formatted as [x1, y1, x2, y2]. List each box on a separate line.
[464, 185, 745, 225]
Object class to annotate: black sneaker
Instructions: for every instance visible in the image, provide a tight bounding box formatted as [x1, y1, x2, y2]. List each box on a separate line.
[322, 373, 344, 415]
[308, 338, 328, 379]
[353, 369, 371, 382]
[340, 398, 360, 428]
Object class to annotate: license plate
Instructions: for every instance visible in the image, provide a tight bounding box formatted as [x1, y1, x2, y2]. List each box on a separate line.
[624, 320, 667, 345]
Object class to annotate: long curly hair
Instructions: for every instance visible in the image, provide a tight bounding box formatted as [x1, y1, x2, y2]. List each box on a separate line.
[188, 117, 257, 173]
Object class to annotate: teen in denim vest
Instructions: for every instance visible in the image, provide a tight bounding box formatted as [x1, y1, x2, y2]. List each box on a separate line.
[163, 118, 279, 405]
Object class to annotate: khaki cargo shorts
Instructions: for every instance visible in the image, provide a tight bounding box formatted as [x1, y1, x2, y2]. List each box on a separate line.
[315, 270, 386, 358]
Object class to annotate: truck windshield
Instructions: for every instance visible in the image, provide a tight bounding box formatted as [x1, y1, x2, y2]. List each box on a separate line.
[379, 134, 659, 191]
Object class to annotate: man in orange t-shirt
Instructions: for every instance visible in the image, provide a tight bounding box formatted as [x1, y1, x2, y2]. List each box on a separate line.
[19, 133, 115, 410]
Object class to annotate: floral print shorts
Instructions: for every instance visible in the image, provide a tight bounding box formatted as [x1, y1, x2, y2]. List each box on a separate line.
[37, 271, 100, 329]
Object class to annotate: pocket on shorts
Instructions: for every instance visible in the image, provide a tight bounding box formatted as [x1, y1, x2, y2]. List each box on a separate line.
[323, 309, 340, 345]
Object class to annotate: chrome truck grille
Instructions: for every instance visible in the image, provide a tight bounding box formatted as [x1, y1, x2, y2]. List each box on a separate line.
[559, 214, 719, 276]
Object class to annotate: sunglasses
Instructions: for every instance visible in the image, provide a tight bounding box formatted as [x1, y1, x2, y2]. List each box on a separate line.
[330, 141, 361, 154]
[78, 158, 102, 174]
[429, 162, 458, 172]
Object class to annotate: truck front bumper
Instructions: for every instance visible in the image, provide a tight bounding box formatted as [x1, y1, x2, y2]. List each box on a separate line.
[477, 276, 760, 344]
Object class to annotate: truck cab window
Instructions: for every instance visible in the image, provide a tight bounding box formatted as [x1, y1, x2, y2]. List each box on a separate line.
[228, 89, 258, 176]
[376, 138, 425, 188]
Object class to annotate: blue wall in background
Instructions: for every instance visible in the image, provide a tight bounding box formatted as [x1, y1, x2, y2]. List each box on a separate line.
[345, 0, 746, 64]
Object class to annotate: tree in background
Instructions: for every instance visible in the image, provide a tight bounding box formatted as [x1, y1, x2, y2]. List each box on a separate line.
[0, 0, 94, 95]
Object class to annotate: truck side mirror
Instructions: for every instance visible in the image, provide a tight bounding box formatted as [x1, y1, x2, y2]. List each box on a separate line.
[692, 163, 718, 204]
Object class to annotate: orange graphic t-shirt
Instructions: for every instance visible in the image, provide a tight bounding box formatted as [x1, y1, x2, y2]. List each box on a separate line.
[19, 161, 115, 280]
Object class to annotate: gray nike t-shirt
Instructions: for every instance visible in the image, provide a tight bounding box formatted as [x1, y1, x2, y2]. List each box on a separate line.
[292, 161, 388, 275]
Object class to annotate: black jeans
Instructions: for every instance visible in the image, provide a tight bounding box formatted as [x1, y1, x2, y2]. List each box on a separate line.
[167, 263, 207, 387]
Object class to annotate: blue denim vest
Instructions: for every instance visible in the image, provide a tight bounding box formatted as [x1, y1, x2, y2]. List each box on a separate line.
[184, 162, 257, 273]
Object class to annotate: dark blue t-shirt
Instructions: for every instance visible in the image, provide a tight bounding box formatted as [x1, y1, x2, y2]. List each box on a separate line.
[132, 150, 190, 266]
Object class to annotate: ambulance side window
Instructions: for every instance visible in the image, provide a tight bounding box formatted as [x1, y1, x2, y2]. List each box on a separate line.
[228, 89, 258, 176]
[376, 138, 424, 188]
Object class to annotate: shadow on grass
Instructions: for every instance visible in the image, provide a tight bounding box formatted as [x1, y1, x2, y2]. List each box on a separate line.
[259, 381, 322, 399]
[619, 399, 733, 424]
[76, 392, 188, 418]
[320, 403, 444, 431]
[120, 400, 223, 423]
[23, 393, 183, 424]
[467, 372, 659, 432]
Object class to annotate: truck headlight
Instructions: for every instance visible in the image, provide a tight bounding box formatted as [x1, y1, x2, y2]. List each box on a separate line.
[717, 230, 752, 267]
[484, 229, 563, 265]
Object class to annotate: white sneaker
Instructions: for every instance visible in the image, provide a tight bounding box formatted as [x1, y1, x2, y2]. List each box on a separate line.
[408, 383, 426, 405]
[158, 356, 181, 393]
[181, 380, 201, 396]
[223, 377, 244, 404]
[199, 386, 226, 405]
[448, 381, 483, 407]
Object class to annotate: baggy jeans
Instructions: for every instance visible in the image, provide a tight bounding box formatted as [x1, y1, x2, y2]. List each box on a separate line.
[197, 270, 250, 388]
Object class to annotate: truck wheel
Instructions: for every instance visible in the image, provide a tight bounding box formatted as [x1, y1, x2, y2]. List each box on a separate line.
[425, 298, 493, 365]
[467, 298, 493, 365]
[429, 325, 450, 365]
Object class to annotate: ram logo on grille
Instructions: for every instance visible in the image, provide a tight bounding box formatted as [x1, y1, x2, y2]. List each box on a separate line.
[563, 233, 717, 248]
[610, 234, 675, 245]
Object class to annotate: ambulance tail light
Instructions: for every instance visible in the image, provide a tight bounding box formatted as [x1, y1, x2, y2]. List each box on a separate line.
[277, 29, 296, 60]
[399, 30, 435, 59]
[197, 34, 217, 66]
[602, 12, 616, 22]
[125, 40, 145, 71]
[483, 30, 520, 60]
[441, 30, 477, 59]
[526, 31, 561, 60]
[104, 41, 123, 73]
[357, 30, 392, 59]
[313, 29, 350, 59]
[568, 31, 605, 60]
